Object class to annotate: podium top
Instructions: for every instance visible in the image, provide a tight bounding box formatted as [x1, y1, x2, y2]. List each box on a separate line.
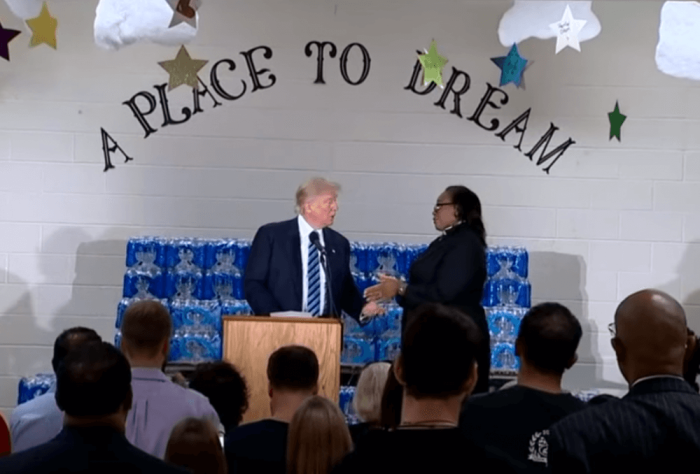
[222, 316, 343, 325]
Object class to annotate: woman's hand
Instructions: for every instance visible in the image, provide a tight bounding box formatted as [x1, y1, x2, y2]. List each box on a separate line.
[364, 275, 402, 302]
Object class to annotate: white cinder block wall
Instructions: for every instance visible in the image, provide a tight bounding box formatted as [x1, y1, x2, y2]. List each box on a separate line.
[0, 0, 698, 413]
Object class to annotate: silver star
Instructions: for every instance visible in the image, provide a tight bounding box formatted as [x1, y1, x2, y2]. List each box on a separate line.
[166, 0, 202, 29]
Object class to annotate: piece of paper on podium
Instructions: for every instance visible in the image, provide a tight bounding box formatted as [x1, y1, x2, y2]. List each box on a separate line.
[270, 311, 313, 318]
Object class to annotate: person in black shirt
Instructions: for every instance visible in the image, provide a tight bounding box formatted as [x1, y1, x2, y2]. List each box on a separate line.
[224, 345, 318, 474]
[460, 302, 586, 472]
[0, 342, 188, 474]
[365, 186, 490, 392]
[333, 304, 518, 474]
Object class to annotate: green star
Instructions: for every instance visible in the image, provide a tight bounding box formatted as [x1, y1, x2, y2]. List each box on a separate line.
[418, 40, 448, 88]
[608, 101, 627, 142]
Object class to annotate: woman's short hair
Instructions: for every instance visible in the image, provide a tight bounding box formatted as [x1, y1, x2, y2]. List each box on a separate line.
[444, 185, 486, 246]
[295, 178, 340, 214]
[165, 418, 226, 474]
[189, 361, 249, 431]
[287, 396, 352, 474]
[352, 362, 391, 423]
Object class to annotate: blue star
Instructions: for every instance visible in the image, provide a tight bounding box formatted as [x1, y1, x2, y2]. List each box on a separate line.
[491, 44, 528, 88]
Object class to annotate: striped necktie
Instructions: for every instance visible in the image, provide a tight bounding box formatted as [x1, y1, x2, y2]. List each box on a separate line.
[307, 231, 321, 316]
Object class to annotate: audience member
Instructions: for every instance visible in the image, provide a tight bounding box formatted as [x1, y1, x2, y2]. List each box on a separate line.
[349, 362, 390, 443]
[10, 327, 101, 453]
[165, 417, 227, 474]
[189, 361, 250, 435]
[549, 289, 700, 473]
[0, 342, 188, 473]
[460, 302, 586, 472]
[120, 300, 219, 459]
[225, 345, 319, 474]
[333, 303, 517, 473]
[378, 361, 403, 430]
[287, 396, 353, 474]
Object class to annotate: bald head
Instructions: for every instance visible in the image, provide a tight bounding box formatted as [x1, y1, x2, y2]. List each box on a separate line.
[613, 289, 687, 383]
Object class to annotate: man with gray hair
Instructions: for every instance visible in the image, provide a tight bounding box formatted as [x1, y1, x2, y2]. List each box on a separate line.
[245, 177, 380, 321]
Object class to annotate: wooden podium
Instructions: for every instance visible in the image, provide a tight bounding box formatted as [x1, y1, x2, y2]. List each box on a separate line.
[222, 316, 343, 424]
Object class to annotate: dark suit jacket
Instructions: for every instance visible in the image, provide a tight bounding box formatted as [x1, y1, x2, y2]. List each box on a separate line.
[0, 425, 188, 474]
[398, 222, 487, 330]
[549, 377, 700, 474]
[244, 218, 364, 320]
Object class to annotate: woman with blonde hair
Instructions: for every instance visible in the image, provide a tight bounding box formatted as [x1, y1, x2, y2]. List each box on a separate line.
[287, 396, 352, 474]
[350, 362, 391, 443]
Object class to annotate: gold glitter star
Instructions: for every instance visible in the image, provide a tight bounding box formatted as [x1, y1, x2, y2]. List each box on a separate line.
[158, 46, 209, 91]
[26, 2, 58, 49]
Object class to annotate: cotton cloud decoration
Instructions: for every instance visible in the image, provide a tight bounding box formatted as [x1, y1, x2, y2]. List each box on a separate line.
[3, 0, 44, 20]
[656, 1, 700, 81]
[498, 0, 601, 47]
[94, 0, 198, 51]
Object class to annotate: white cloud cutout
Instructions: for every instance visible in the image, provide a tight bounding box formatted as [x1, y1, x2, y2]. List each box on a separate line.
[656, 1, 700, 81]
[4, 0, 44, 20]
[498, 1, 601, 47]
[94, 0, 198, 51]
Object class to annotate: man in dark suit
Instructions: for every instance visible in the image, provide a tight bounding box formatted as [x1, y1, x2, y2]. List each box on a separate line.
[548, 289, 700, 474]
[0, 341, 188, 474]
[245, 177, 380, 320]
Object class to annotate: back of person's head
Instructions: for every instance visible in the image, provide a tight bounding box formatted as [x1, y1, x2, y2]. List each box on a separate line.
[55, 342, 132, 418]
[267, 345, 319, 393]
[287, 396, 352, 474]
[398, 304, 481, 399]
[613, 289, 688, 383]
[189, 361, 249, 430]
[353, 362, 390, 424]
[379, 361, 403, 430]
[516, 303, 582, 376]
[165, 418, 226, 474]
[120, 300, 172, 360]
[51, 327, 102, 374]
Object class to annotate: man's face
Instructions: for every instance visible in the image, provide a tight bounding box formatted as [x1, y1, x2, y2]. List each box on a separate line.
[304, 191, 338, 228]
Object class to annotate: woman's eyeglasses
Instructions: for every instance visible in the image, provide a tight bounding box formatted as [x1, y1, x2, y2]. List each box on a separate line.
[434, 202, 454, 211]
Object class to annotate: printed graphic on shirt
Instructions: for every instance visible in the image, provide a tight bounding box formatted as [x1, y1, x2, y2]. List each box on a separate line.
[528, 430, 549, 466]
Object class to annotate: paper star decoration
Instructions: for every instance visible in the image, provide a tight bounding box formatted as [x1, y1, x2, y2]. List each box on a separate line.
[26, 2, 57, 49]
[491, 44, 528, 87]
[166, 0, 202, 29]
[549, 5, 587, 54]
[0, 21, 21, 61]
[608, 101, 627, 141]
[418, 40, 449, 88]
[158, 45, 209, 90]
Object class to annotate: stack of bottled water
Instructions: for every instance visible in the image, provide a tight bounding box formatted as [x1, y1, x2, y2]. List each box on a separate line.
[17, 373, 55, 405]
[341, 304, 403, 365]
[116, 237, 252, 364]
[350, 242, 428, 293]
[483, 247, 531, 373]
[339, 386, 360, 425]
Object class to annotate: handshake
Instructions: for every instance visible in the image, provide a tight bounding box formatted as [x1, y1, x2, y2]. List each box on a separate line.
[359, 275, 406, 321]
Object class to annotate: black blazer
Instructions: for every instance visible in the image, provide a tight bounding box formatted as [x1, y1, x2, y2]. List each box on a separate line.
[244, 218, 364, 320]
[549, 377, 700, 474]
[0, 425, 188, 474]
[398, 223, 486, 327]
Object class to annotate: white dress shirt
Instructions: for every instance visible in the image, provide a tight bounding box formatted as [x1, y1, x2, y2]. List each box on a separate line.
[298, 214, 326, 314]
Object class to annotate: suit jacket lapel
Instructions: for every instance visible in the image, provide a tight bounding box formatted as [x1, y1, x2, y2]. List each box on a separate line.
[322, 228, 339, 290]
[287, 219, 303, 311]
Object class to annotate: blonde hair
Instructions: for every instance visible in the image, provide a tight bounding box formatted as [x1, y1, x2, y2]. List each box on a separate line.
[287, 396, 352, 474]
[352, 362, 391, 423]
[295, 178, 341, 214]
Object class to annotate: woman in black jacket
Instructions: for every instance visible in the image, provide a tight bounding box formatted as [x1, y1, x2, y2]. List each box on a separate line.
[365, 185, 490, 393]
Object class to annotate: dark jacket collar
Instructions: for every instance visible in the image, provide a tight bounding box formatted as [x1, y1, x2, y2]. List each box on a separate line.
[626, 376, 696, 397]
